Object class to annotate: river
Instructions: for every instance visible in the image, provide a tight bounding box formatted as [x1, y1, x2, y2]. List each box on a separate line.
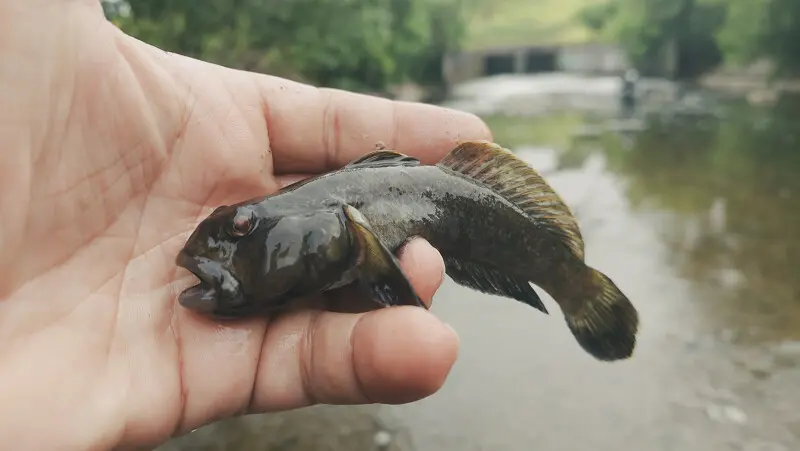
[157, 73, 800, 451]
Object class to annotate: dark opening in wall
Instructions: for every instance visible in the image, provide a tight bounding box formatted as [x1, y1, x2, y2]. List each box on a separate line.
[525, 51, 557, 73]
[484, 54, 515, 75]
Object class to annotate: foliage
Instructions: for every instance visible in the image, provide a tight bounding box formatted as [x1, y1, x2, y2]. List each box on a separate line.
[461, 0, 599, 50]
[577, 1, 618, 32]
[575, 0, 725, 79]
[102, 0, 468, 92]
[578, 0, 800, 79]
[715, 0, 800, 76]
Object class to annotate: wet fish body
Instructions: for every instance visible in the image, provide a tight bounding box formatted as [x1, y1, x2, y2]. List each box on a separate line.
[176, 141, 639, 361]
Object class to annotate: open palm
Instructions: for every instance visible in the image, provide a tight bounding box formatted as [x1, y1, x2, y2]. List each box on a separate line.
[0, 3, 491, 449]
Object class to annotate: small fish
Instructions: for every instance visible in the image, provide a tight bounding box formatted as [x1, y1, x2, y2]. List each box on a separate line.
[175, 141, 639, 361]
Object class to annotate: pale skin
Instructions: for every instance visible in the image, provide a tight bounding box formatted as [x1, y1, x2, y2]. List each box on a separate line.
[0, 1, 493, 450]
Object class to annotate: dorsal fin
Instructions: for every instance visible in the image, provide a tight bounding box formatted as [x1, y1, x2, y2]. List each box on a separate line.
[437, 140, 585, 260]
[346, 150, 421, 168]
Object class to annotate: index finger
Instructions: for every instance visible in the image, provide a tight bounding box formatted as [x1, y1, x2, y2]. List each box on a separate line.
[252, 76, 492, 174]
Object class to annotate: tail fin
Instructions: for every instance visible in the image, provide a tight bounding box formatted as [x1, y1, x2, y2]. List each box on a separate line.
[436, 141, 638, 360]
[563, 266, 639, 361]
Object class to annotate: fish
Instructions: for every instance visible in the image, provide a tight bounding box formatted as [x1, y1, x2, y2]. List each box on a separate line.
[175, 140, 639, 361]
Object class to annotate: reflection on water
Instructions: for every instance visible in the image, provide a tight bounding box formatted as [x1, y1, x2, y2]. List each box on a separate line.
[492, 100, 800, 344]
[160, 83, 800, 451]
[596, 106, 800, 343]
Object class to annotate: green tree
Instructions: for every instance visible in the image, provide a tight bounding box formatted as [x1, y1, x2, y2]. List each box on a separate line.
[580, 0, 800, 79]
[715, 0, 800, 77]
[578, 0, 726, 79]
[102, 0, 467, 92]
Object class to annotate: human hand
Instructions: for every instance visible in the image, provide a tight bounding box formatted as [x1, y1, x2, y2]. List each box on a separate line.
[0, 2, 491, 450]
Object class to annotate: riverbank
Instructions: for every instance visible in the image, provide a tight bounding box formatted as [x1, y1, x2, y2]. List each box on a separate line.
[698, 61, 800, 105]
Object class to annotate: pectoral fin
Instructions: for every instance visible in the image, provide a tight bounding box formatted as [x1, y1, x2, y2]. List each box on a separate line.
[342, 204, 426, 309]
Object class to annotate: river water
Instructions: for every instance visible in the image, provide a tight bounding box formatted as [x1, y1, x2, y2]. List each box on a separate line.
[158, 74, 800, 451]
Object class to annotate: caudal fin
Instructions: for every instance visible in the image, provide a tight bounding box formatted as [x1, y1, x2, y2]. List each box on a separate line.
[563, 267, 639, 361]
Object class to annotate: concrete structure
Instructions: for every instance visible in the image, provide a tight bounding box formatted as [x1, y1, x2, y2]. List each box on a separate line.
[443, 42, 630, 85]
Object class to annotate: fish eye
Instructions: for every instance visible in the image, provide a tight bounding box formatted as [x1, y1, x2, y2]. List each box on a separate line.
[228, 210, 256, 237]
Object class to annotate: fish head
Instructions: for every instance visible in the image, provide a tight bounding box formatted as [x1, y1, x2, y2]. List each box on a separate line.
[176, 202, 355, 317]
[175, 202, 270, 317]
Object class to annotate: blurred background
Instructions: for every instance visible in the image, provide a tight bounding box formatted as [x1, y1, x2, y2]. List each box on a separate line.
[101, 1, 800, 450]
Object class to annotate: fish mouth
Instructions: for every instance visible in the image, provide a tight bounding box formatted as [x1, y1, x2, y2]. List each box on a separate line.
[175, 250, 243, 315]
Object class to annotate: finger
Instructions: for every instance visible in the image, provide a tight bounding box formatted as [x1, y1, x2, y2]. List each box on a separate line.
[275, 174, 310, 188]
[250, 306, 459, 412]
[251, 76, 492, 173]
[321, 236, 445, 314]
[396, 237, 445, 307]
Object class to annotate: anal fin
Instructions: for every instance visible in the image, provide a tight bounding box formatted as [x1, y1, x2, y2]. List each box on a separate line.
[444, 257, 548, 314]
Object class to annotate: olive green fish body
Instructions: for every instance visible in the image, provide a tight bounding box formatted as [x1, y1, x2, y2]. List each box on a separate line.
[280, 165, 575, 297]
[176, 142, 639, 361]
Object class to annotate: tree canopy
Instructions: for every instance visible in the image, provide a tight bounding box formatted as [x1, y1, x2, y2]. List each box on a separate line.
[102, 0, 800, 87]
[102, 0, 469, 92]
[578, 0, 800, 79]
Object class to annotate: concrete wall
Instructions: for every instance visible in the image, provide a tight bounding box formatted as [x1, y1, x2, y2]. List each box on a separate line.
[442, 42, 631, 85]
[442, 51, 488, 85]
[557, 43, 628, 74]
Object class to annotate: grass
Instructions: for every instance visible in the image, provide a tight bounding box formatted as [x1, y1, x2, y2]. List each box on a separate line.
[461, 0, 607, 50]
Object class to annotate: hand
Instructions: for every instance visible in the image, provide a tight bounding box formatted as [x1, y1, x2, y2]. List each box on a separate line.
[0, 2, 491, 450]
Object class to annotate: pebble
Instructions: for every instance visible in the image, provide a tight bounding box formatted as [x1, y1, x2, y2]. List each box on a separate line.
[374, 430, 392, 449]
[706, 404, 747, 424]
[774, 340, 800, 357]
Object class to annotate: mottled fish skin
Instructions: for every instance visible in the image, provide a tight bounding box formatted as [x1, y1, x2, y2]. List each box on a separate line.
[271, 165, 557, 269]
[176, 141, 639, 361]
[251, 160, 577, 313]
